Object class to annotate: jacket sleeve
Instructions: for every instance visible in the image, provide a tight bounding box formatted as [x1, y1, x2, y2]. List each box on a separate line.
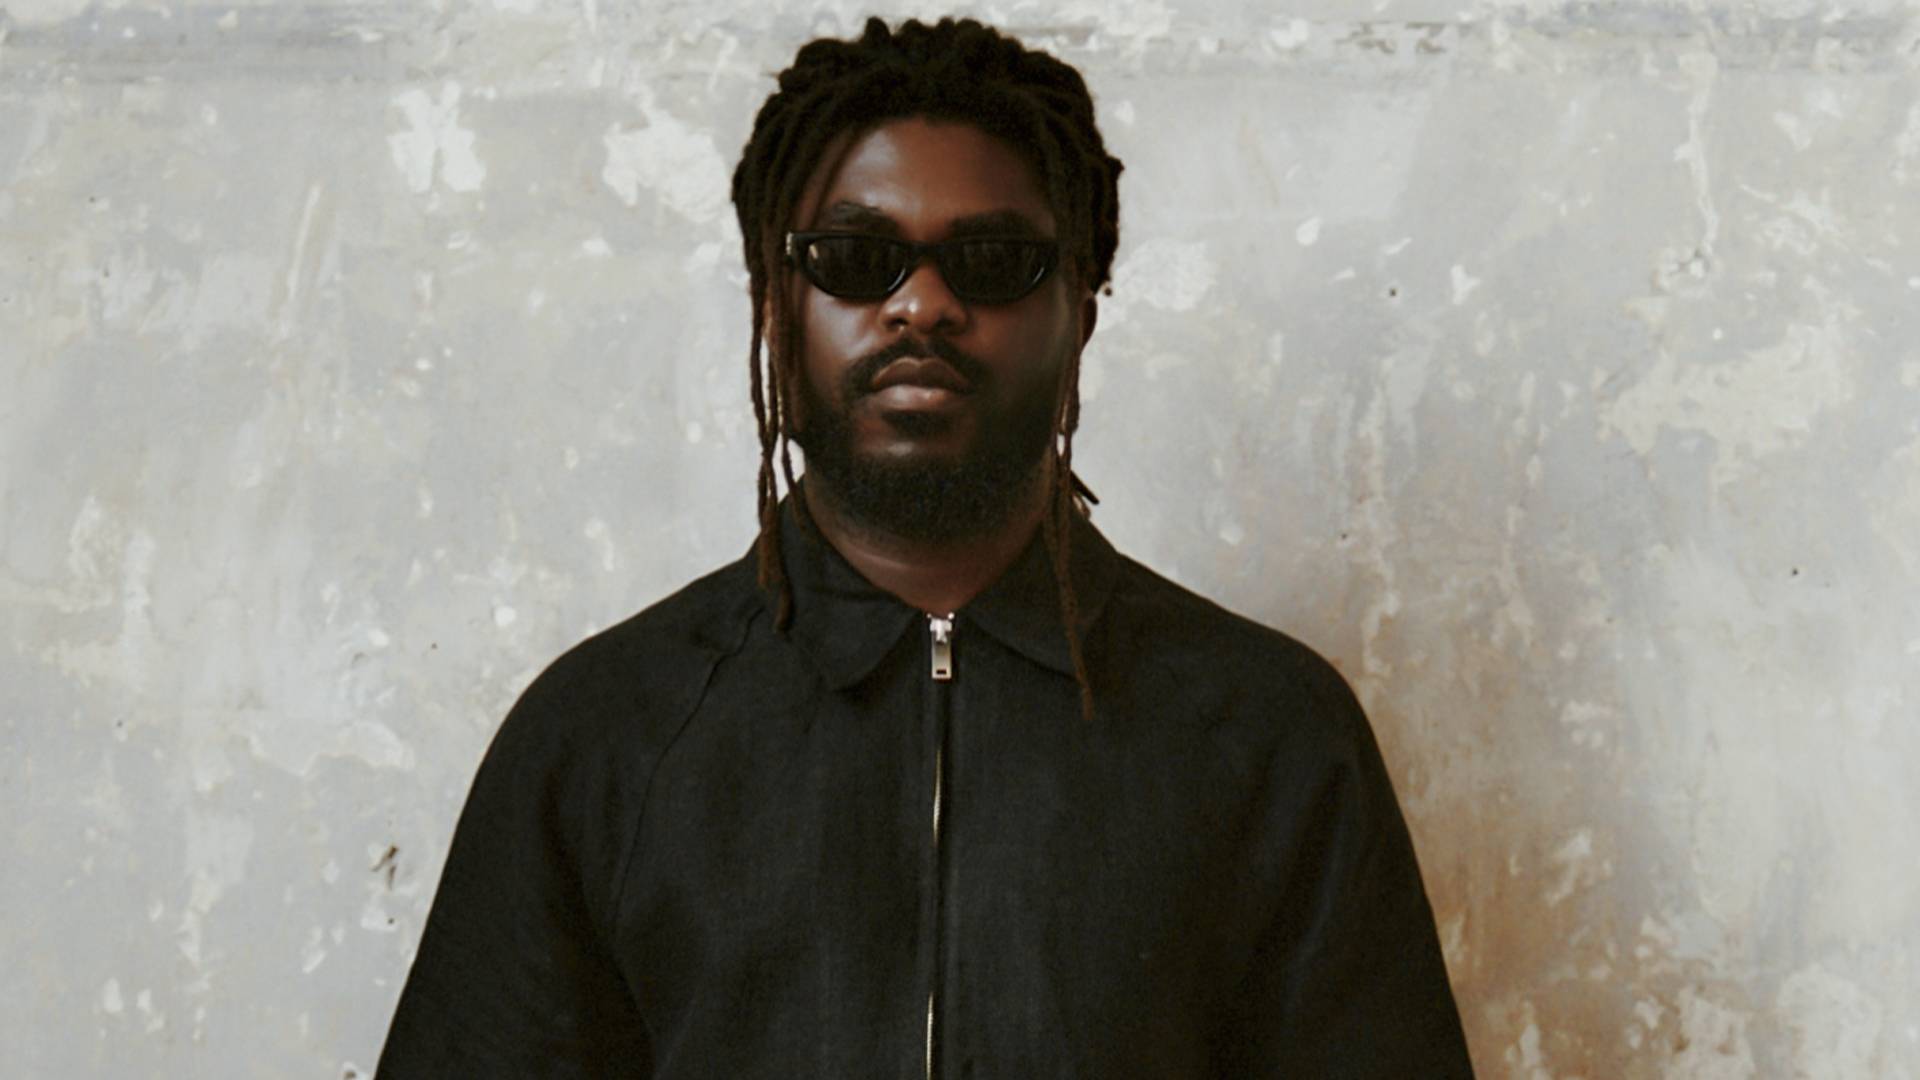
[1215, 663, 1475, 1078]
[376, 669, 653, 1079]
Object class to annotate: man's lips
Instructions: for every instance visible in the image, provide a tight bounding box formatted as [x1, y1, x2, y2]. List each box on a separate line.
[868, 356, 972, 395]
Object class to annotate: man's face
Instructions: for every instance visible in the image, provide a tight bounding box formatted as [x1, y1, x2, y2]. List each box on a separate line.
[785, 116, 1095, 541]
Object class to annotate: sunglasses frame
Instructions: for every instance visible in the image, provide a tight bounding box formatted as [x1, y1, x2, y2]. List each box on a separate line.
[783, 231, 1059, 305]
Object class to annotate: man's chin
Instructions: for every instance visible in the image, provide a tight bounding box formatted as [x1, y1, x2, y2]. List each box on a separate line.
[796, 388, 1055, 542]
[837, 413, 989, 474]
[872, 406, 962, 440]
[803, 448, 1044, 543]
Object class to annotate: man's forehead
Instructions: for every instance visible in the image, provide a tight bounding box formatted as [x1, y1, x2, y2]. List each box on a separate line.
[792, 117, 1057, 233]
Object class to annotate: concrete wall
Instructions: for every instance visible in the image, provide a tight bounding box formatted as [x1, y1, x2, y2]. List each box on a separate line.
[5, 1, 1916, 1076]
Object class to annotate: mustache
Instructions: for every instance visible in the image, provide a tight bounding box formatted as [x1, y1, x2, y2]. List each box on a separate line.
[841, 337, 991, 400]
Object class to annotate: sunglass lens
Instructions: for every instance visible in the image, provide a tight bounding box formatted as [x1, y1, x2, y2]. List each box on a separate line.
[803, 236, 905, 299]
[943, 240, 1050, 301]
[936, 238, 1044, 297]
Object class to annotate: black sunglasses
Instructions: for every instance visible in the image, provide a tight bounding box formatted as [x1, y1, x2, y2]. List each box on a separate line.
[784, 231, 1058, 304]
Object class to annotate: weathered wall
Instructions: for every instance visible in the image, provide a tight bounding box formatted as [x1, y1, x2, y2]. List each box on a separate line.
[4, 1, 1916, 1076]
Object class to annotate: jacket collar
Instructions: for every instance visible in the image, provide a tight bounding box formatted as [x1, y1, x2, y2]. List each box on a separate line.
[766, 490, 1119, 690]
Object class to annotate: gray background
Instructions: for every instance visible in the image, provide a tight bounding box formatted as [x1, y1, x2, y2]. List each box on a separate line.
[4, 0, 1918, 1076]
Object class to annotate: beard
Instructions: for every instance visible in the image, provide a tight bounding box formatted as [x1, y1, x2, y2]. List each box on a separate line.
[792, 338, 1058, 543]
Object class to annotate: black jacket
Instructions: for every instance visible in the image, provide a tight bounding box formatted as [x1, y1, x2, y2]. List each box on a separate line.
[378, 505, 1473, 1077]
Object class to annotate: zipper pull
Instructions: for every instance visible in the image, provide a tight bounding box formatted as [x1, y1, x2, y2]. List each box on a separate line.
[928, 614, 954, 681]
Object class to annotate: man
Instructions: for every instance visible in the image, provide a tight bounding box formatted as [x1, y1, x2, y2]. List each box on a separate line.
[379, 16, 1472, 1078]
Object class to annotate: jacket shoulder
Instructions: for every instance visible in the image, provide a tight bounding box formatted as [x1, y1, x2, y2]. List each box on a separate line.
[496, 553, 762, 761]
[1103, 554, 1361, 725]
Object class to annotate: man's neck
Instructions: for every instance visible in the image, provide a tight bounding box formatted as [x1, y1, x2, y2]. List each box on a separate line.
[800, 468, 1051, 616]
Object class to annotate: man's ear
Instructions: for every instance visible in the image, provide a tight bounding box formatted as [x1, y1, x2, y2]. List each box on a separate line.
[1078, 293, 1099, 348]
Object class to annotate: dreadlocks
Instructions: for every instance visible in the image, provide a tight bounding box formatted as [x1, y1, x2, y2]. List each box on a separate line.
[729, 16, 1123, 718]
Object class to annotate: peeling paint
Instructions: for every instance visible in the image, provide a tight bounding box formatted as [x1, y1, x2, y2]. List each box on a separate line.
[1892, 101, 1920, 186]
[1599, 317, 1854, 487]
[1107, 238, 1216, 316]
[388, 83, 487, 195]
[1670, 988, 1756, 1079]
[179, 814, 254, 968]
[1542, 828, 1604, 907]
[1058, 0, 1173, 56]
[1780, 965, 1883, 1077]
[1450, 264, 1481, 305]
[601, 107, 730, 223]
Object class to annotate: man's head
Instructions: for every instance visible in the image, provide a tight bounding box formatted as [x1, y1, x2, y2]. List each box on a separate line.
[730, 16, 1123, 627]
[788, 117, 1083, 544]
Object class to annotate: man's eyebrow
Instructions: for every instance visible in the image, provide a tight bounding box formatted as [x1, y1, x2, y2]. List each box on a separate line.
[809, 203, 1051, 239]
[945, 210, 1049, 239]
[813, 202, 901, 233]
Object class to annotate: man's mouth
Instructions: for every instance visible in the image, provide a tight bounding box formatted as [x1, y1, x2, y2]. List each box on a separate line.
[866, 357, 972, 413]
[868, 356, 972, 395]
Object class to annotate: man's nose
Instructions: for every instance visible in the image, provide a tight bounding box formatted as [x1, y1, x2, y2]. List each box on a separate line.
[880, 258, 967, 336]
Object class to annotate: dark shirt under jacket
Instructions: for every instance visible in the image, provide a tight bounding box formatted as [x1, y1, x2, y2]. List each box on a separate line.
[378, 503, 1473, 1078]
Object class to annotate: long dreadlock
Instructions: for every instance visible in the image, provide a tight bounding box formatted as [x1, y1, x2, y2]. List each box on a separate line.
[729, 17, 1123, 718]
